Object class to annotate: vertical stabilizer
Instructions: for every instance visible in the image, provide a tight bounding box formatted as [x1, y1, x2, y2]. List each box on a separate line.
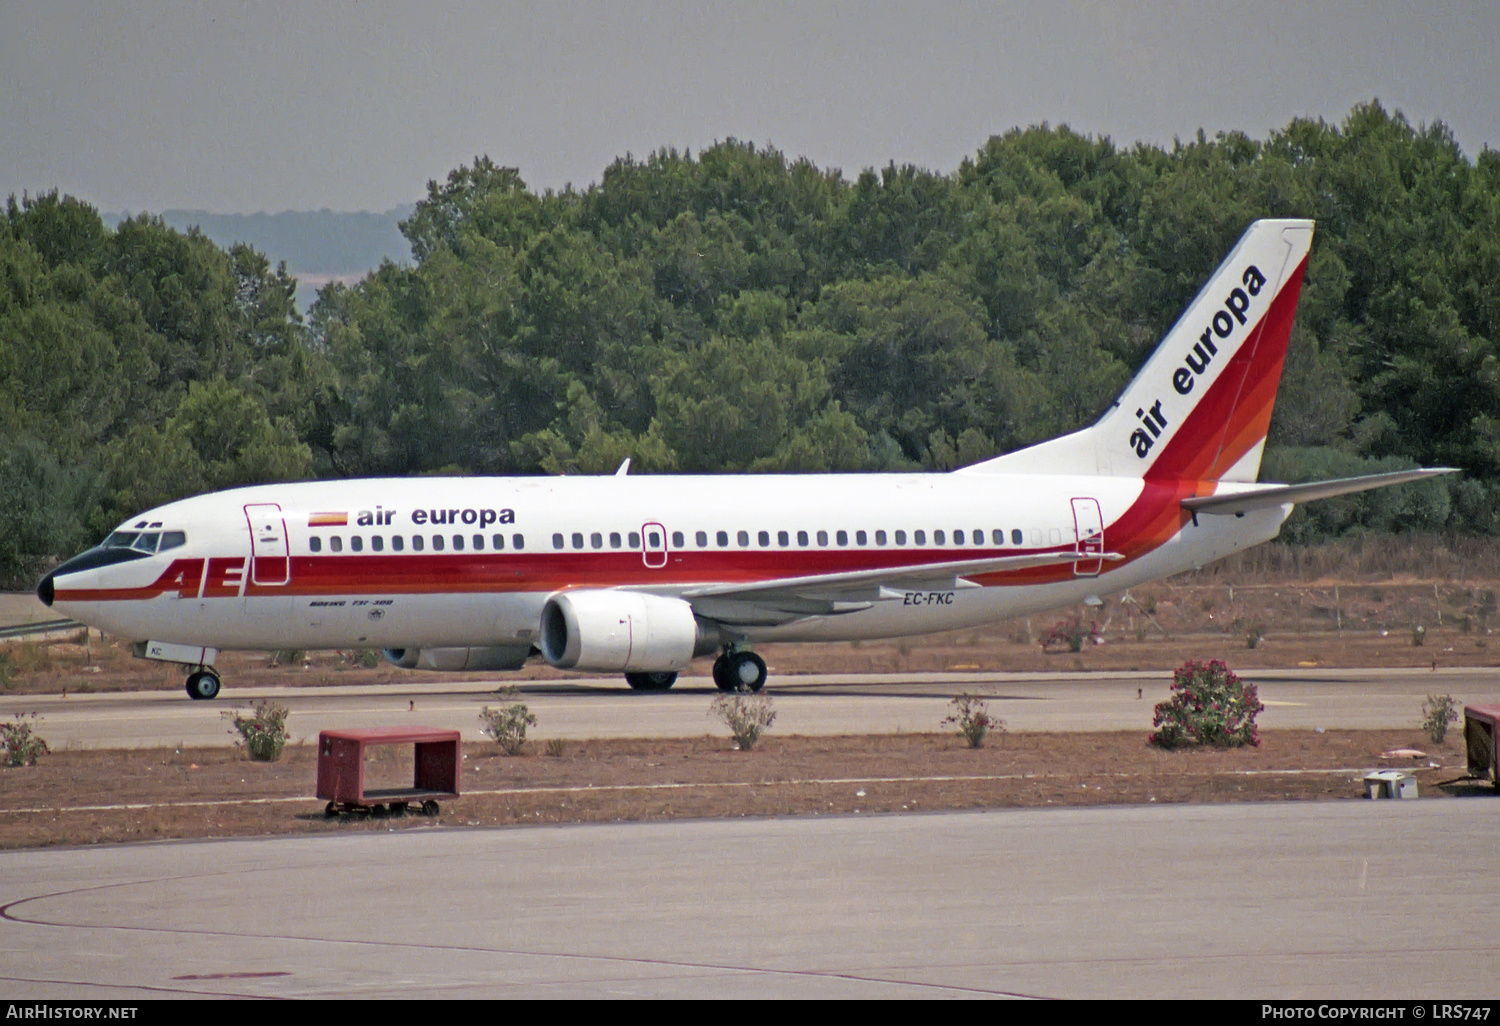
[961, 219, 1313, 482]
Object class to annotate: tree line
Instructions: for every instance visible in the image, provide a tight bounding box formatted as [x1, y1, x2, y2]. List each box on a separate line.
[2, 100, 1496, 587]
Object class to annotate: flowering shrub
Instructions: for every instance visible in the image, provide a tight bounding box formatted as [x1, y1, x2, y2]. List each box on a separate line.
[943, 693, 1003, 748]
[1, 712, 49, 766]
[229, 700, 290, 761]
[1041, 617, 1088, 653]
[1150, 659, 1263, 749]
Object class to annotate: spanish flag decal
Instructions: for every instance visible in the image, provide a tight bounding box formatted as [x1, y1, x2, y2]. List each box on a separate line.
[308, 512, 348, 527]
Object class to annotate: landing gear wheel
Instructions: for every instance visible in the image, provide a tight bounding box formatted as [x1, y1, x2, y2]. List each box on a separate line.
[624, 670, 678, 691]
[185, 669, 221, 700]
[725, 651, 767, 693]
[325, 802, 338, 818]
[421, 800, 440, 817]
[712, 654, 735, 692]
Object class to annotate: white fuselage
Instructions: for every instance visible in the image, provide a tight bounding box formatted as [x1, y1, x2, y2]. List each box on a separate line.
[50, 472, 1289, 653]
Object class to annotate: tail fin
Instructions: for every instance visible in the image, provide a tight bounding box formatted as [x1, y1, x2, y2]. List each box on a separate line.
[962, 219, 1314, 482]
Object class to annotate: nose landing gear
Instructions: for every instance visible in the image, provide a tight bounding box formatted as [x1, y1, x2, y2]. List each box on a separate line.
[712, 650, 766, 693]
[185, 668, 222, 700]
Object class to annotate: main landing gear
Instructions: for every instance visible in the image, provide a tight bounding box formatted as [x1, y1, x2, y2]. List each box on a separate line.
[185, 668, 221, 700]
[621, 649, 768, 693]
[624, 670, 679, 691]
[712, 650, 766, 693]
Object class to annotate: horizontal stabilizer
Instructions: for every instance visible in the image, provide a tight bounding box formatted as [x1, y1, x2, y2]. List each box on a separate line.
[1181, 468, 1459, 516]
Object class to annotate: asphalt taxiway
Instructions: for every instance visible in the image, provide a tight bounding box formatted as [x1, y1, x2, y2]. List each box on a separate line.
[1, 800, 1493, 999]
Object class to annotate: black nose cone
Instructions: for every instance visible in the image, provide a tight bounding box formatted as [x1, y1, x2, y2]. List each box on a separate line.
[37, 572, 55, 607]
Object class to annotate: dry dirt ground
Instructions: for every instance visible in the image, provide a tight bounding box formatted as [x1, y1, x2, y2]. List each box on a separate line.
[0, 730, 1488, 850]
[2, 537, 1498, 848]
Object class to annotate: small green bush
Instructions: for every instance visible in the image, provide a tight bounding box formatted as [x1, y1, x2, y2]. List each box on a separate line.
[1150, 659, 1264, 750]
[1421, 694, 1461, 745]
[0, 712, 49, 766]
[711, 689, 776, 750]
[1041, 617, 1088, 653]
[544, 737, 567, 758]
[943, 693, 1003, 749]
[480, 695, 537, 755]
[228, 700, 290, 761]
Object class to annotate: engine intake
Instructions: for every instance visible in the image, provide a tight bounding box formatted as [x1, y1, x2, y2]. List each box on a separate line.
[540, 590, 713, 672]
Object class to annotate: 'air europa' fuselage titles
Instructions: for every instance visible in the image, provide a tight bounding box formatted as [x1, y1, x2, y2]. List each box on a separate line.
[1129, 263, 1269, 460]
[346, 507, 518, 527]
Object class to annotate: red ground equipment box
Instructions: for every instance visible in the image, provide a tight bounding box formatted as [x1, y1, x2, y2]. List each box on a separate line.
[1464, 705, 1500, 789]
[316, 726, 461, 817]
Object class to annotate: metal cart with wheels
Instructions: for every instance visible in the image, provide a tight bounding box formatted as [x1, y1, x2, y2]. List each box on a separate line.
[316, 726, 461, 817]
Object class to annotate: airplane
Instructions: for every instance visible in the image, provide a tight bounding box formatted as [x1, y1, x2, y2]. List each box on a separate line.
[36, 218, 1455, 700]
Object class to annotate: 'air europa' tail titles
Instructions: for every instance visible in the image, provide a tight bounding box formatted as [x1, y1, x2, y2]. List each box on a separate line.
[960, 219, 1315, 483]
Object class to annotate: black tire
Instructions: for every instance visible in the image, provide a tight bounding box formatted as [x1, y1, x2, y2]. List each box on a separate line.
[370, 804, 388, 818]
[324, 802, 338, 818]
[391, 803, 408, 817]
[727, 651, 767, 693]
[712, 654, 736, 692]
[185, 670, 221, 700]
[421, 800, 440, 817]
[624, 670, 678, 691]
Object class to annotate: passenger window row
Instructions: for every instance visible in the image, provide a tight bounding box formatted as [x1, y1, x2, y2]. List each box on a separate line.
[309, 533, 526, 554]
[553, 531, 645, 550]
[548, 528, 1028, 550]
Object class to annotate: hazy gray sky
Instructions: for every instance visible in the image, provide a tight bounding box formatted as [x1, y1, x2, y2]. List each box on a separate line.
[3, 1, 1496, 214]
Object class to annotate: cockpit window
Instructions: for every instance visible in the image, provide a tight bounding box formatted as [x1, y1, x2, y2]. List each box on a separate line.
[104, 529, 185, 553]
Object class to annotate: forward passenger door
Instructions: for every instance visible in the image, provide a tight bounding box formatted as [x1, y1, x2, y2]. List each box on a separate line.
[244, 504, 291, 586]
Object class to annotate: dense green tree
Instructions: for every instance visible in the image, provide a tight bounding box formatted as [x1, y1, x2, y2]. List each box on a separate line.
[5, 100, 1500, 585]
[803, 274, 1043, 461]
[0, 434, 101, 588]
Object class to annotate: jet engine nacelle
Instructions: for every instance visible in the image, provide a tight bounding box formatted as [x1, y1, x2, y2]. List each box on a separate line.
[381, 646, 532, 672]
[540, 590, 714, 672]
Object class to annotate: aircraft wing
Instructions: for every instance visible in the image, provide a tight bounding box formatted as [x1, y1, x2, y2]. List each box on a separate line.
[644, 551, 1123, 627]
[1181, 468, 1459, 516]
